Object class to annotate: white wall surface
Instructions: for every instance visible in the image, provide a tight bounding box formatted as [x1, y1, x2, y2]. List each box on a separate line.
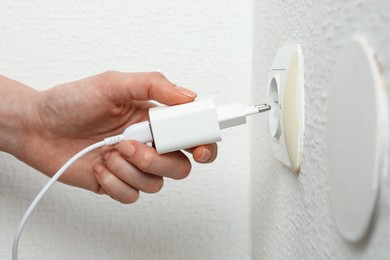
[251, 0, 390, 259]
[0, 1, 253, 259]
[2, 0, 390, 259]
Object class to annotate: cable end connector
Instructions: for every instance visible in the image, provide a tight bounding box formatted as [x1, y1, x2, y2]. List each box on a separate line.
[104, 134, 124, 146]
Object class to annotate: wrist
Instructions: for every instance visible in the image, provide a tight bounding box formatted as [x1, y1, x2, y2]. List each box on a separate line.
[0, 75, 41, 159]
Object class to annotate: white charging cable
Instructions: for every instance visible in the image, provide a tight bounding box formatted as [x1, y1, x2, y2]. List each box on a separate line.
[12, 122, 153, 260]
[12, 98, 270, 260]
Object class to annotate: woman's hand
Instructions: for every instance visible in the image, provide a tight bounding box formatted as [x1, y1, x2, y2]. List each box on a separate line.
[1, 72, 217, 203]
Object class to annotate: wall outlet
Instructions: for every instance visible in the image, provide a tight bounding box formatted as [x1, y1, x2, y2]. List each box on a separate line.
[267, 45, 305, 173]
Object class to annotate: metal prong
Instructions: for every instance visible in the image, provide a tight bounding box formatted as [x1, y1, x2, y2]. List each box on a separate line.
[245, 104, 271, 117]
[255, 104, 271, 113]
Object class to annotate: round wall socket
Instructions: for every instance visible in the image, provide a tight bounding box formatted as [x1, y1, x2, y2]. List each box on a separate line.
[266, 45, 304, 173]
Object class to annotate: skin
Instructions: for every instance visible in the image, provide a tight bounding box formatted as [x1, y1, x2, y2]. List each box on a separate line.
[0, 71, 217, 204]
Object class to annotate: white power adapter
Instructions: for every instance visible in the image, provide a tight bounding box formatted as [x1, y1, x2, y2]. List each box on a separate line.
[105, 98, 270, 153]
[150, 98, 222, 153]
[12, 97, 270, 260]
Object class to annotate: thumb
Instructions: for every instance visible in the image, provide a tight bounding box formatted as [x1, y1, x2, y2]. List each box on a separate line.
[99, 71, 197, 105]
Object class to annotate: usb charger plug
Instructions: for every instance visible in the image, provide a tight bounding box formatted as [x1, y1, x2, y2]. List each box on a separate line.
[105, 98, 270, 153]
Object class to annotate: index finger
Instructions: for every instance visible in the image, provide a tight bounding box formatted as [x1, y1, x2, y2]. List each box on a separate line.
[100, 71, 197, 106]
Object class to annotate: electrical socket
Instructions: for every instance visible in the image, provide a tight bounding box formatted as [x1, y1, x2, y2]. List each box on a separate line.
[267, 45, 304, 173]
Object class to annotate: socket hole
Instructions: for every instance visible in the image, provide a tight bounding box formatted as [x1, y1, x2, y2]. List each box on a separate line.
[268, 75, 281, 139]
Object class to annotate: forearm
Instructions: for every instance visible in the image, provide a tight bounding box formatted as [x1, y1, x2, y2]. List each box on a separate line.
[0, 75, 40, 158]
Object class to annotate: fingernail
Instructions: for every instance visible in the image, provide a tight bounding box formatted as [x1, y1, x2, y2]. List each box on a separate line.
[93, 163, 104, 174]
[176, 86, 197, 98]
[199, 149, 211, 162]
[122, 142, 136, 158]
[102, 151, 111, 161]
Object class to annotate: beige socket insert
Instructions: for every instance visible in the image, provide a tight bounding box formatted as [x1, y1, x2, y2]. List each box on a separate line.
[267, 45, 304, 173]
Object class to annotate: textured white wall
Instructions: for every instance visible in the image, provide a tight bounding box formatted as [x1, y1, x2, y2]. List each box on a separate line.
[3, 1, 390, 259]
[0, 1, 253, 259]
[251, 0, 390, 259]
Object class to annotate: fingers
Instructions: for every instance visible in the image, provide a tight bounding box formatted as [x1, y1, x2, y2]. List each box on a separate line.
[92, 140, 192, 203]
[99, 71, 197, 106]
[101, 150, 164, 193]
[187, 143, 218, 164]
[92, 139, 217, 204]
[115, 140, 192, 180]
[92, 162, 140, 204]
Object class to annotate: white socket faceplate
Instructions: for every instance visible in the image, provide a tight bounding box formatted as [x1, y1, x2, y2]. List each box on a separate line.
[326, 37, 388, 241]
[267, 45, 305, 173]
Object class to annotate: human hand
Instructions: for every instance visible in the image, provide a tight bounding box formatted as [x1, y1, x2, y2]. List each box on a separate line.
[11, 72, 217, 203]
